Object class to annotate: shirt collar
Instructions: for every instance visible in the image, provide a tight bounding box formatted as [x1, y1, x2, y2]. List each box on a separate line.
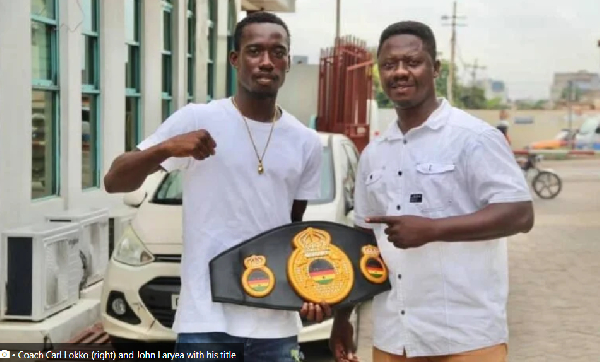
[381, 98, 451, 142]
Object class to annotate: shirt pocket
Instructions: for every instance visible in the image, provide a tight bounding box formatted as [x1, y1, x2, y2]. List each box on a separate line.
[365, 168, 390, 215]
[414, 162, 457, 214]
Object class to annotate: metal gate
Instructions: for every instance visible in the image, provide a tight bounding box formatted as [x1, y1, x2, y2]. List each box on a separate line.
[316, 36, 374, 152]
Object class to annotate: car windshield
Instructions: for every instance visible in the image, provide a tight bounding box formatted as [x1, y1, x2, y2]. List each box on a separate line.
[308, 145, 335, 204]
[578, 118, 599, 135]
[152, 146, 336, 205]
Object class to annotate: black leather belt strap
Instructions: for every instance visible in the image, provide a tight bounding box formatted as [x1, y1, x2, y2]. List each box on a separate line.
[209, 221, 391, 311]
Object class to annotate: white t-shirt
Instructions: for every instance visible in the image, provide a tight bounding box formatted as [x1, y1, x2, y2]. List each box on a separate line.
[137, 98, 323, 338]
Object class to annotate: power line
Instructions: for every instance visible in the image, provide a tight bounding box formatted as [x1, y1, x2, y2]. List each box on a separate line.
[464, 59, 486, 87]
[464, 59, 486, 101]
[441, 1, 467, 105]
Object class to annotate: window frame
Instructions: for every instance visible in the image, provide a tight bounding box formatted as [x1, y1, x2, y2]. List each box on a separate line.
[186, 0, 196, 103]
[226, 0, 236, 97]
[162, 0, 174, 120]
[81, 0, 101, 189]
[125, 0, 142, 151]
[207, 0, 216, 102]
[31, 0, 60, 200]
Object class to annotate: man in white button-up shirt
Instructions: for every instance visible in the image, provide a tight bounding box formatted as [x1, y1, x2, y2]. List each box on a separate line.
[329, 21, 534, 362]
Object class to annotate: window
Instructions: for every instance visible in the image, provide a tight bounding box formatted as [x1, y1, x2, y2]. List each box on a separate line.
[308, 146, 336, 205]
[153, 170, 184, 205]
[125, 0, 142, 151]
[81, 0, 100, 189]
[226, 0, 236, 96]
[186, 0, 196, 103]
[207, 0, 216, 102]
[31, 0, 59, 199]
[162, 0, 173, 120]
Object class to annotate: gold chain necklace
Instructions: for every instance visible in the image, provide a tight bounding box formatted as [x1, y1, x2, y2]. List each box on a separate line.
[231, 97, 279, 175]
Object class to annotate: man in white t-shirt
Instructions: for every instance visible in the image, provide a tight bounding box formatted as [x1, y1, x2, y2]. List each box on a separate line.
[104, 11, 329, 362]
[328, 21, 535, 362]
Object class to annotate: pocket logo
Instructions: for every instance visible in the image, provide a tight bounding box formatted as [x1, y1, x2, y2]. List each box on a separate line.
[410, 194, 423, 203]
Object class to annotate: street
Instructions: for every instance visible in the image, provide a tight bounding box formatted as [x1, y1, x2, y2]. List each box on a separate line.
[303, 158, 600, 362]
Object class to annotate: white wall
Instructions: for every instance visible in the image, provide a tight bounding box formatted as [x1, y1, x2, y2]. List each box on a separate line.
[277, 63, 320, 125]
[0, 0, 238, 234]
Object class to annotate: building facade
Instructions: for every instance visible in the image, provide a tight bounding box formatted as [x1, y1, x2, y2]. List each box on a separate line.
[0, 0, 296, 234]
[550, 71, 600, 108]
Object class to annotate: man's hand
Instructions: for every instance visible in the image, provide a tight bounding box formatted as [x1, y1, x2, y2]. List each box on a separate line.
[366, 215, 438, 249]
[299, 302, 332, 323]
[329, 319, 359, 362]
[163, 130, 217, 160]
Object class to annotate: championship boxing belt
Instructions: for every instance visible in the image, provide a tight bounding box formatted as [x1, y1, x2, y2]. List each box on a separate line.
[209, 221, 391, 311]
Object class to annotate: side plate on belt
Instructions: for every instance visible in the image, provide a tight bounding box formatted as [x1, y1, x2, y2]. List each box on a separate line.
[241, 255, 275, 298]
[359, 245, 388, 283]
[287, 227, 354, 304]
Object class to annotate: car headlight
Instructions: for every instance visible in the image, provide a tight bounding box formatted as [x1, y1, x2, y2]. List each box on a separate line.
[113, 227, 154, 266]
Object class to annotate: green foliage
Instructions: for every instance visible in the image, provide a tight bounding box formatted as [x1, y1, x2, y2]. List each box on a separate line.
[372, 59, 511, 110]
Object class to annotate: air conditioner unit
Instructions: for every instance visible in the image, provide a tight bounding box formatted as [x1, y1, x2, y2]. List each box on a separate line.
[45, 208, 109, 288]
[1, 222, 81, 322]
[108, 208, 137, 257]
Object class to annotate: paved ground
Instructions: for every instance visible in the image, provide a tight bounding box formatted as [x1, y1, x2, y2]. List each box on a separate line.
[304, 158, 600, 362]
[31, 159, 597, 362]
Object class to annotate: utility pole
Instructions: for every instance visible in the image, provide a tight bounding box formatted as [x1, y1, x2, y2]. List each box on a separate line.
[567, 80, 573, 134]
[335, 0, 341, 40]
[442, 1, 466, 105]
[464, 59, 486, 108]
[597, 39, 600, 74]
[465, 59, 486, 86]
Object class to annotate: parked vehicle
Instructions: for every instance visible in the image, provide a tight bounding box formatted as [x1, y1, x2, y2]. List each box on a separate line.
[573, 116, 600, 150]
[527, 129, 577, 150]
[100, 132, 363, 348]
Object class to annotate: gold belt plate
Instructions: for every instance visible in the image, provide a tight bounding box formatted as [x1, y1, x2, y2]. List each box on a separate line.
[287, 227, 354, 304]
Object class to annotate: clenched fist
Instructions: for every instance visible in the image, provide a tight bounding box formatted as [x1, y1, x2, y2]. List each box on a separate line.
[163, 130, 217, 160]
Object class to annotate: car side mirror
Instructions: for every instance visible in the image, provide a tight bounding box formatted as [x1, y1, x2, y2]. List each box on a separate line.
[123, 189, 148, 208]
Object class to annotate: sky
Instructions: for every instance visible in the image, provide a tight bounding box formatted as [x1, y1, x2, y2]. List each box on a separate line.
[274, 0, 600, 100]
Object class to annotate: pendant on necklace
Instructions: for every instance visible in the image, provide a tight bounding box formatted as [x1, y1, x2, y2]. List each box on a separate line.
[258, 161, 264, 175]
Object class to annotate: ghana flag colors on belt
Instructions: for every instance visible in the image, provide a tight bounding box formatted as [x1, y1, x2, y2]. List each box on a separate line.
[247, 269, 270, 292]
[366, 258, 384, 279]
[309, 259, 335, 285]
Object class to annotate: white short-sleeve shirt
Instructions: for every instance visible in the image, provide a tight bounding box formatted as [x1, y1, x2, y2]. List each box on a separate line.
[137, 98, 323, 338]
[354, 99, 532, 357]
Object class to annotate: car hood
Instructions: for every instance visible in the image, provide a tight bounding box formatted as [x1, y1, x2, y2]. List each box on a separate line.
[303, 202, 339, 223]
[130, 201, 343, 253]
[130, 202, 183, 248]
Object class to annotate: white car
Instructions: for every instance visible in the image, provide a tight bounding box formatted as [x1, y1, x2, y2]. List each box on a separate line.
[100, 132, 364, 348]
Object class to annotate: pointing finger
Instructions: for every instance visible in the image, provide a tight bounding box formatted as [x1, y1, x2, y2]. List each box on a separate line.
[365, 216, 394, 224]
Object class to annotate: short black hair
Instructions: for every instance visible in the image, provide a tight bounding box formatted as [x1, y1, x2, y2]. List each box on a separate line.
[377, 21, 437, 61]
[233, 11, 291, 52]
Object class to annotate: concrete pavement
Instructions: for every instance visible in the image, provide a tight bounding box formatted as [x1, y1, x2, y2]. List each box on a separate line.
[310, 159, 600, 362]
